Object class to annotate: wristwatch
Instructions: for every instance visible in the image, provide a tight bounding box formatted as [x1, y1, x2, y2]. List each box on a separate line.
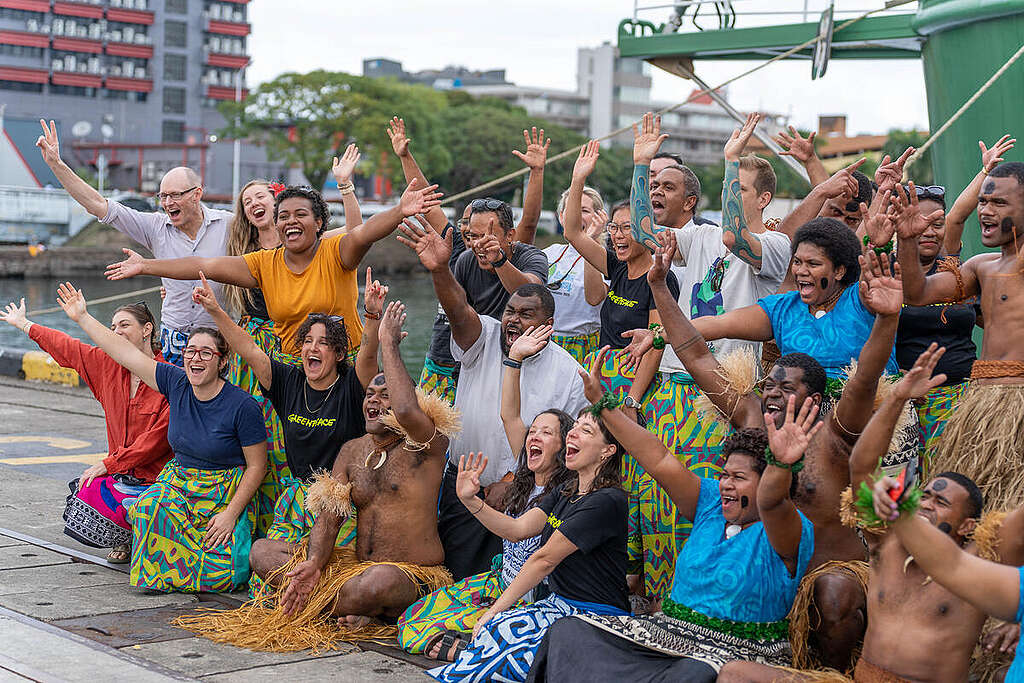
[623, 396, 642, 410]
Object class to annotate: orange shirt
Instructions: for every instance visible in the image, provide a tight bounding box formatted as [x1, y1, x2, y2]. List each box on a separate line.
[243, 233, 363, 356]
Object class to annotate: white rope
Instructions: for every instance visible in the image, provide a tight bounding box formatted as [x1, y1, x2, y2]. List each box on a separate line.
[27, 285, 162, 317]
[904, 40, 1024, 176]
[442, 0, 915, 205]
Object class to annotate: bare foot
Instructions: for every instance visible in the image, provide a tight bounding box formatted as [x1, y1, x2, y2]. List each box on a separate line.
[343, 614, 374, 628]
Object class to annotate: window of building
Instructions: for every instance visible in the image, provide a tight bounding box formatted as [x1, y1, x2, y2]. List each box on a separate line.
[616, 85, 650, 105]
[104, 89, 147, 102]
[162, 120, 185, 143]
[0, 80, 44, 93]
[165, 0, 187, 13]
[164, 20, 187, 47]
[163, 87, 186, 113]
[49, 84, 98, 97]
[164, 54, 187, 81]
[0, 44, 44, 58]
[0, 7, 45, 20]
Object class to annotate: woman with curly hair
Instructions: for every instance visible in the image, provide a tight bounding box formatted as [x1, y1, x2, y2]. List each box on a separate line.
[428, 402, 629, 683]
[398, 326, 575, 662]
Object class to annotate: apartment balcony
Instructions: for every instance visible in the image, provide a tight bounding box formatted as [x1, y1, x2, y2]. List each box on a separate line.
[0, 29, 49, 47]
[0, 0, 47, 10]
[204, 49, 248, 69]
[205, 84, 247, 100]
[106, 7, 154, 25]
[51, 71, 102, 88]
[106, 40, 152, 58]
[52, 36, 103, 53]
[205, 18, 250, 37]
[0, 64, 47, 83]
[52, 1, 104, 19]
[105, 75, 152, 91]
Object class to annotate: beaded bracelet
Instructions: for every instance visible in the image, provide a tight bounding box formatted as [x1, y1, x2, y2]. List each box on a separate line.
[648, 323, 666, 350]
[586, 391, 622, 418]
[764, 446, 804, 473]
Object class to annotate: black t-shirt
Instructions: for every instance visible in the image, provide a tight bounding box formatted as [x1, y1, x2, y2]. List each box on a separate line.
[895, 257, 977, 385]
[426, 225, 467, 364]
[243, 287, 270, 320]
[260, 359, 366, 481]
[538, 486, 629, 612]
[600, 248, 680, 349]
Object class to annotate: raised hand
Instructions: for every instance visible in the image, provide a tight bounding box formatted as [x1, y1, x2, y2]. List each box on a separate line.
[378, 300, 408, 347]
[648, 232, 677, 285]
[817, 158, 866, 199]
[280, 560, 322, 616]
[572, 139, 600, 182]
[892, 182, 944, 240]
[332, 143, 361, 185]
[387, 116, 411, 158]
[455, 453, 487, 503]
[632, 112, 669, 165]
[399, 177, 443, 217]
[363, 266, 388, 317]
[873, 147, 914, 194]
[724, 113, 760, 162]
[191, 271, 223, 315]
[586, 209, 608, 240]
[202, 510, 236, 550]
[0, 298, 28, 330]
[56, 282, 87, 322]
[764, 395, 822, 465]
[772, 125, 817, 164]
[509, 324, 552, 362]
[578, 345, 611, 404]
[859, 250, 903, 317]
[619, 329, 654, 374]
[892, 343, 948, 401]
[36, 119, 62, 166]
[982, 134, 1016, 174]
[105, 248, 145, 281]
[871, 475, 901, 522]
[860, 189, 895, 247]
[396, 214, 452, 272]
[474, 234, 505, 265]
[512, 126, 550, 170]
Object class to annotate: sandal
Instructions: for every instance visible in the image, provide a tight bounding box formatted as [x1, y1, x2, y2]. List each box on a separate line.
[107, 543, 130, 564]
[425, 629, 468, 662]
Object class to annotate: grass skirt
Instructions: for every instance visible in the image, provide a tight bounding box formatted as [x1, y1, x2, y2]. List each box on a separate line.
[176, 543, 451, 653]
[552, 331, 599, 366]
[933, 384, 1024, 511]
[128, 461, 255, 592]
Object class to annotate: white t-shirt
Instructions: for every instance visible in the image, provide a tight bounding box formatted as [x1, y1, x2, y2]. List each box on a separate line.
[542, 243, 601, 337]
[450, 316, 591, 485]
[660, 222, 791, 374]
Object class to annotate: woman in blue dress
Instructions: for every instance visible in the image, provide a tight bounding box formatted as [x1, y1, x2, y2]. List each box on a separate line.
[527, 348, 818, 682]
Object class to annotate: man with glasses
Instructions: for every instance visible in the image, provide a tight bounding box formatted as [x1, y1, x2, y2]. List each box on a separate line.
[35, 119, 232, 366]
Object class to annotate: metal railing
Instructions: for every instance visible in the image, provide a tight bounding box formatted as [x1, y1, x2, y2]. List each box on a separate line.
[631, 0, 918, 32]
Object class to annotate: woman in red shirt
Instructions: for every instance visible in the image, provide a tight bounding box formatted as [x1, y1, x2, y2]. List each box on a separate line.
[1, 298, 172, 562]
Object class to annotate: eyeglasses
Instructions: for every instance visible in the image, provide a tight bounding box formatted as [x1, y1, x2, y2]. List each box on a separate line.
[470, 198, 506, 211]
[912, 185, 946, 198]
[606, 222, 631, 235]
[183, 348, 222, 361]
[158, 186, 199, 202]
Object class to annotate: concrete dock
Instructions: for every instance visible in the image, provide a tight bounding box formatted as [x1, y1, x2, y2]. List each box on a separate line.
[0, 375, 431, 682]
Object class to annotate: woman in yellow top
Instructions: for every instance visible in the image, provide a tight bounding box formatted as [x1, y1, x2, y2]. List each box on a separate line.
[105, 179, 441, 357]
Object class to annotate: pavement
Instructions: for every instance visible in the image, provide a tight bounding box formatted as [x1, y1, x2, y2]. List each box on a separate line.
[0, 376, 432, 682]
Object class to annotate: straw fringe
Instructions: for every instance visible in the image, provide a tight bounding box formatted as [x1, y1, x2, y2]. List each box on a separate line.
[933, 385, 1024, 512]
[787, 560, 869, 672]
[968, 512, 1012, 682]
[173, 544, 452, 653]
[693, 347, 761, 421]
[380, 388, 462, 449]
[304, 472, 353, 520]
[769, 667, 850, 682]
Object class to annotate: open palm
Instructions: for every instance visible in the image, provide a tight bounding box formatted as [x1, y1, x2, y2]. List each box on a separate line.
[859, 251, 903, 316]
[765, 396, 822, 465]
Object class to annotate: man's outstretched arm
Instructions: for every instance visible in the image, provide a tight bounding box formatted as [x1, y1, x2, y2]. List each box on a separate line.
[36, 119, 108, 218]
[630, 112, 669, 251]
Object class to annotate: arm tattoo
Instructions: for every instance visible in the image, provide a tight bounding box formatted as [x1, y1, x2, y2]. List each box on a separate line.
[672, 333, 704, 355]
[722, 160, 763, 269]
[630, 164, 663, 252]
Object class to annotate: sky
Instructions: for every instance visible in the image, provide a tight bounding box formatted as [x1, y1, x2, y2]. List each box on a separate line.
[247, 0, 929, 136]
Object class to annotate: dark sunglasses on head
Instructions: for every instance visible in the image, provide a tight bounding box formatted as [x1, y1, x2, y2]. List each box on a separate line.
[912, 185, 946, 198]
[470, 198, 506, 211]
[133, 300, 151, 313]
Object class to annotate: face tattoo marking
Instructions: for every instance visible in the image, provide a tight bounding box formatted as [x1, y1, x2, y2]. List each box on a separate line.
[1001, 217, 1016, 234]
[932, 479, 947, 491]
[983, 180, 996, 194]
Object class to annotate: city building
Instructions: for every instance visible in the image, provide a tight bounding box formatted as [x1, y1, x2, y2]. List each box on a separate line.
[0, 0, 284, 197]
[362, 57, 509, 90]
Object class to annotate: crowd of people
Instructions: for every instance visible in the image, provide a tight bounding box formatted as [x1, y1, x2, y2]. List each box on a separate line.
[3, 111, 1024, 681]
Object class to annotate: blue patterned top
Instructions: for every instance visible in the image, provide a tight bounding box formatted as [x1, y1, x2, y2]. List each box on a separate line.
[1007, 567, 1024, 683]
[669, 477, 815, 623]
[757, 285, 898, 378]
